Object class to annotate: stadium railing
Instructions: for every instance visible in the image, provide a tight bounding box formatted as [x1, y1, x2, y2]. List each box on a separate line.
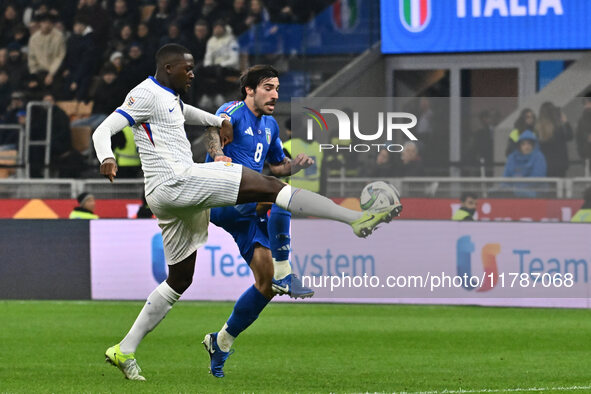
[1, 177, 588, 200]
[326, 177, 569, 199]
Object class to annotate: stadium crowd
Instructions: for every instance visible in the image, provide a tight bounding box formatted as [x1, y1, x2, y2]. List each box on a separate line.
[0, 0, 333, 176]
[0, 0, 589, 185]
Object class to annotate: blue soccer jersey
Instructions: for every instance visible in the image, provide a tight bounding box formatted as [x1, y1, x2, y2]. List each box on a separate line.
[207, 101, 286, 264]
[205, 101, 285, 171]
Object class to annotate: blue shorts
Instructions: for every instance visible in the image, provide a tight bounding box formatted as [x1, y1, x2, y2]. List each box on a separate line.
[210, 202, 269, 264]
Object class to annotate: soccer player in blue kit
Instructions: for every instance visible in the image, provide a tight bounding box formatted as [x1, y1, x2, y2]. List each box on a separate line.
[202, 65, 315, 377]
[207, 65, 312, 299]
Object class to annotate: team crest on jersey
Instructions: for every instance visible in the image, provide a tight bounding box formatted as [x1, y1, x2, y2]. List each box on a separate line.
[400, 0, 431, 33]
[127, 96, 135, 107]
[265, 128, 271, 144]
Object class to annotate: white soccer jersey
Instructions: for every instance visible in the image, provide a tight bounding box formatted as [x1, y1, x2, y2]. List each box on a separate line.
[115, 76, 222, 194]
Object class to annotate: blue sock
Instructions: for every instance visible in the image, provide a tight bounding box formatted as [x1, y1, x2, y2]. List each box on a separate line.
[268, 204, 291, 261]
[225, 285, 270, 337]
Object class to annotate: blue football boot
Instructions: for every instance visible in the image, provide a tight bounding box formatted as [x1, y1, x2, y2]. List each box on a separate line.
[202, 332, 234, 378]
[272, 273, 315, 299]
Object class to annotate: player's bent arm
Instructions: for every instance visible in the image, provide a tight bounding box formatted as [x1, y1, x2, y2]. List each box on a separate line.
[268, 157, 293, 177]
[205, 127, 226, 160]
[269, 153, 315, 177]
[183, 104, 224, 127]
[92, 112, 130, 163]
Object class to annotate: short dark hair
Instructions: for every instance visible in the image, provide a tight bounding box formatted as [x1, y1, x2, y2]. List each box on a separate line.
[240, 65, 279, 100]
[584, 92, 591, 103]
[155, 44, 190, 66]
[460, 192, 477, 202]
[195, 19, 208, 28]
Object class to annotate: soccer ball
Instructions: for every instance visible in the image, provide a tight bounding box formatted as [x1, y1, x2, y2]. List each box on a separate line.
[360, 181, 402, 215]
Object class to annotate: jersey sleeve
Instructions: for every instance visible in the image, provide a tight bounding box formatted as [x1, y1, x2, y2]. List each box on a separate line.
[266, 120, 285, 165]
[215, 102, 240, 126]
[115, 87, 155, 126]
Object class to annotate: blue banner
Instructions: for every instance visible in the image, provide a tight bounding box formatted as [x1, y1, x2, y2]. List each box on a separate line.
[381, 0, 591, 54]
[239, 0, 379, 56]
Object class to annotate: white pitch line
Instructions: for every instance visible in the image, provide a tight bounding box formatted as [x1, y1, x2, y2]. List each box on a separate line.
[395, 385, 591, 394]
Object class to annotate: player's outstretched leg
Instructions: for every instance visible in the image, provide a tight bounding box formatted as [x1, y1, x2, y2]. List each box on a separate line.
[105, 252, 194, 380]
[203, 246, 273, 377]
[268, 204, 314, 298]
[237, 167, 402, 238]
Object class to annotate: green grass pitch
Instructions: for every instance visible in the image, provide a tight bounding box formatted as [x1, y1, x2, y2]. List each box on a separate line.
[1, 300, 591, 393]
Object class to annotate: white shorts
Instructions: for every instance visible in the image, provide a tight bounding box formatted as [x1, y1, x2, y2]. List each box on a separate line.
[146, 161, 243, 264]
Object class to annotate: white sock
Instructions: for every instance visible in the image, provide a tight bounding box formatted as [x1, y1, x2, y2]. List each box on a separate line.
[273, 259, 292, 280]
[275, 185, 362, 224]
[217, 323, 235, 352]
[119, 281, 181, 354]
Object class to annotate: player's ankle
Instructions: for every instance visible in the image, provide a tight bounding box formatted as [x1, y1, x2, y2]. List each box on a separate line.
[273, 259, 291, 280]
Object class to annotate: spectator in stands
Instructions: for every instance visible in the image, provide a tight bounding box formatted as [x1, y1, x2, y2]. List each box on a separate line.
[228, 0, 249, 36]
[29, 92, 83, 178]
[452, 192, 478, 221]
[198, 20, 240, 108]
[147, 0, 173, 39]
[365, 147, 396, 178]
[5, 43, 28, 91]
[69, 192, 99, 219]
[71, 64, 125, 130]
[197, 0, 224, 26]
[399, 141, 424, 177]
[576, 93, 591, 175]
[536, 101, 573, 177]
[110, 0, 138, 39]
[105, 23, 134, 62]
[158, 21, 188, 49]
[188, 19, 209, 67]
[76, 0, 110, 54]
[2, 89, 25, 118]
[11, 24, 30, 48]
[27, 13, 66, 93]
[503, 130, 546, 178]
[136, 22, 157, 61]
[174, 0, 196, 38]
[0, 69, 12, 118]
[265, 0, 299, 23]
[0, 4, 20, 47]
[108, 51, 124, 74]
[61, 16, 96, 100]
[119, 43, 152, 91]
[472, 109, 494, 176]
[571, 186, 591, 222]
[244, 0, 279, 54]
[506, 108, 536, 156]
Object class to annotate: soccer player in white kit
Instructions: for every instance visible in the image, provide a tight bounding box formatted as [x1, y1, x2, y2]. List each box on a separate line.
[93, 44, 401, 381]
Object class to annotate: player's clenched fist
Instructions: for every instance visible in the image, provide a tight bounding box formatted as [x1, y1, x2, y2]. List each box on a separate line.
[100, 158, 118, 183]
